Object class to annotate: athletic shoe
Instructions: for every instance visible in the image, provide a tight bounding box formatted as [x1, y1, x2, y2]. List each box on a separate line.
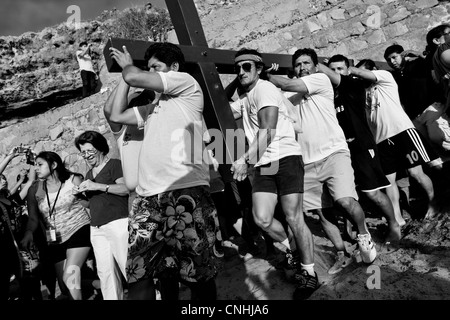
[292, 269, 319, 300]
[213, 240, 224, 258]
[357, 233, 377, 264]
[328, 251, 353, 275]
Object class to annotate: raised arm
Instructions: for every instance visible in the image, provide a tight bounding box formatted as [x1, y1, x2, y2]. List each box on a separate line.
[317, 63, 341, 87]
[104, 78, 135, 128]
[19, 167, 36, 201]
[348, 66, 377, 83]
[109, 45, 164, 92]
[267, 74, 309, 95]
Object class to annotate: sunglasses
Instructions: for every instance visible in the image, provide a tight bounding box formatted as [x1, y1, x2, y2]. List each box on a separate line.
[79, 149, 98, 157]
[234, 62, 253, 74]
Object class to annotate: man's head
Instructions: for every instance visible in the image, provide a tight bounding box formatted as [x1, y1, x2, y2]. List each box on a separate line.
[292, 48, 318, 77]
[384, 44, 405, 71]
[427, 24, 450, 46]
[327, 54, 350, 75]
[234, 48, 265, 91]
[144, 42, 185, 73]
[355, 59, 377, 71]
[79, 41, 88, 49]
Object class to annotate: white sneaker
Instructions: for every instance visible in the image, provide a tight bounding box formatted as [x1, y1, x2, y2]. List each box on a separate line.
[357, 233, 377, 264]
[328, 251, 353, 275]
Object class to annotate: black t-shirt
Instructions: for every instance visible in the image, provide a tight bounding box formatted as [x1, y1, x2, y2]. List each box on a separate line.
[85, 159, 128, 227]
[334, 75, 377, 149]
[390, 58, 444, 119]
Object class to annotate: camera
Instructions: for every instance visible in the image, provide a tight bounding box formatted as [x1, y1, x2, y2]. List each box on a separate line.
[26, 149, 36, 165]
[16, 146, 29, 153]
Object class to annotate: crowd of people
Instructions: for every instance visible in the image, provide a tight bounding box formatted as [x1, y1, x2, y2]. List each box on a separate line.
[2, 23, 450, 301]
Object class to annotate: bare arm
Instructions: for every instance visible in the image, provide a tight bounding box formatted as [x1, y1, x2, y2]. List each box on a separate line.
[348, 66, 377, 83]
[77, 177, 129, 197]
[317, 63, 341, 87]
[19, 167, 36, 200]
[267, 74, 309, 95]
[109, 45, 165, 92]
[104, 78, 131, 130]
[231, 106, 278, 181]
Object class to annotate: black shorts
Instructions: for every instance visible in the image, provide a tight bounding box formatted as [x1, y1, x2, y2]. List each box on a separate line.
[252, 155, 304, 196]
[377, 128, 442, 175]
[47, 224, 91, 264]
[348, 142, 390, 192]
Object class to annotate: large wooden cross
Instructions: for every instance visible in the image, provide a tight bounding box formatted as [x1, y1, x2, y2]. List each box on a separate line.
[103, 0, 386, 181]
[103, 0, 298, 181]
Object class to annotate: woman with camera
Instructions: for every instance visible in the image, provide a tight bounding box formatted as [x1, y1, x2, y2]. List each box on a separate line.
[21, 151, 91, 300]
[0, 146, 38, 300]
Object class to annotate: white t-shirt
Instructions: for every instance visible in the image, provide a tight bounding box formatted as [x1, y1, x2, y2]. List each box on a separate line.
[365, 70, 414, 143]
[76, 49, 95, 73]
[113, 125, 143, 192]
[286, 73, 348, 164]
[133, 71, 210, 197]
[230, 79, 302, 167]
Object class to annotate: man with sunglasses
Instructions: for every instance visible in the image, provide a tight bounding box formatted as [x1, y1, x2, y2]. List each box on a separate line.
[267, 48, 377, 272]
[226, 48, 318, 300]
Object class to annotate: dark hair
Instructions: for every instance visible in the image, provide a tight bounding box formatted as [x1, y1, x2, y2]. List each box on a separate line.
[355, 59, 377, 70]
[292, 48, 318, 67]
[234, 48, 265, 69]
[384, 44, 404, 61]
[0, 174, 9, 197]
[36, 151, 72, 183]
[328, 54, 350, 68]
[144, 42, 185, 71]
[79, 41, 88, 48]
[74, 130, 109, 155]
[425, 24, 450, 56]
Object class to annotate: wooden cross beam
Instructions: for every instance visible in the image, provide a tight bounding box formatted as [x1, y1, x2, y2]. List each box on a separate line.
[103, 0, 389, 180]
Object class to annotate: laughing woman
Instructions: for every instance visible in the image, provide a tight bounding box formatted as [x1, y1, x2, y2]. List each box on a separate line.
[21, 151, 91, 300]
[74, 131, 129, 300]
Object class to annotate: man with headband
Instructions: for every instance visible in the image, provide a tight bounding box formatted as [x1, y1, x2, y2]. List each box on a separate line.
[226, 48, 318, 300]
[267, 48, 378, 273]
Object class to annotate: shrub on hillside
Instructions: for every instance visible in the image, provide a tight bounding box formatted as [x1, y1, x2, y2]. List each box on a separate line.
[104, 7, 172, 42]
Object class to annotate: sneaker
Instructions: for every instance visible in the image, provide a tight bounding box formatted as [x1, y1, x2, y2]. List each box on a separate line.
[357, 233, 377, 264]
[292, 269, 319, 300]
[328, 251, 353, 275]
[213, 240, 224, 258]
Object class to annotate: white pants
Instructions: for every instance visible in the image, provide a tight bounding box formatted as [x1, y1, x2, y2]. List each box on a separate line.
[90, 218, 128, 300]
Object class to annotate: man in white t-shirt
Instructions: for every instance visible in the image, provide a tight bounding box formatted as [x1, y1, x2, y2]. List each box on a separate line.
[267, 48, 377, 272]
[351, 59, 442, 221]
[226, 48, 317, 300]
[76, 41, 97, 98]
[108, 42, 221, 301]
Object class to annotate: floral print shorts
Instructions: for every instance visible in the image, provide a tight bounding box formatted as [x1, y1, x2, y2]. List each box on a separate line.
[126, 185, 221, 284]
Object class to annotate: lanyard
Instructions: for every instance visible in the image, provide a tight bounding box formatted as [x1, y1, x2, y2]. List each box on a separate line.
[44, 181, 62, 221]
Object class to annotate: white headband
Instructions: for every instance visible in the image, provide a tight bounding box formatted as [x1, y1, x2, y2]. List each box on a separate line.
[234, 54, 263, 64]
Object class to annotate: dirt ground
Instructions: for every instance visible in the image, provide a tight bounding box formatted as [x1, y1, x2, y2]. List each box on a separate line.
[178, 187, 450, 301]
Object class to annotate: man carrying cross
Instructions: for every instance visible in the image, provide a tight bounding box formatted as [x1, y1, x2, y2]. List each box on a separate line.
[226, 48, 319, 300]
[108, 42, 221, 300]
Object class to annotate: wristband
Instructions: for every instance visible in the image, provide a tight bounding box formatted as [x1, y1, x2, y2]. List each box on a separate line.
[105, 185, 110, 194]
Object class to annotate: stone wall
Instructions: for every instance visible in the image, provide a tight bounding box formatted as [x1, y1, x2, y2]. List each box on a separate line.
[198, 0, 449, 63]
[1, 0, 450, 184]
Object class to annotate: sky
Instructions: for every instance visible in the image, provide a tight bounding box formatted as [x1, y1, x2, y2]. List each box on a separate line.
[0, 0, 167, 36]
